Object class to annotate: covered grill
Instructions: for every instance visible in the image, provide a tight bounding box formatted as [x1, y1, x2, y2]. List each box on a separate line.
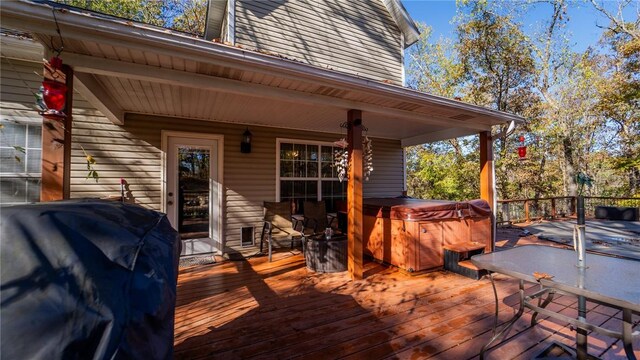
[0, 199, 181, 360]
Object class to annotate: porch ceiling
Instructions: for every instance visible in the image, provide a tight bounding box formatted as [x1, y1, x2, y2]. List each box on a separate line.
[1, 0, 524, 146]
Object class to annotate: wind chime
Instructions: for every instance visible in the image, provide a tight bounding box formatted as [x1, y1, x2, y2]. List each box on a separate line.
[332, 122, 374, 182]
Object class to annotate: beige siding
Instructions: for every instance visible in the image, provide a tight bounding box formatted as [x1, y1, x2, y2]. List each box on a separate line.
[71, 112, 403, 250]
[234, 0, 404, 84]
[0, 58, 43, 119]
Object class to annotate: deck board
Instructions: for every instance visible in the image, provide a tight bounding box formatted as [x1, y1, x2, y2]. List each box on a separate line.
[174, 234, 640, 359]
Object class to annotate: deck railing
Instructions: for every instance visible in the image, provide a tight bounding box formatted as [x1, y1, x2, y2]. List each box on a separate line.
[497, 196, 640, 224]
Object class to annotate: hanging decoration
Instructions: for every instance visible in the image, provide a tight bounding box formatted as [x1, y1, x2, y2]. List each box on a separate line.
[363, 135, 373, 181]
[39, 8, 68, 119]
[517, 135, 527, 160]
[332, 122, 374, 182]
[334, 145, 349, 182]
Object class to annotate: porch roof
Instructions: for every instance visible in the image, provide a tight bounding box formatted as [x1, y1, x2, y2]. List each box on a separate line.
[2, 1, 524, 146]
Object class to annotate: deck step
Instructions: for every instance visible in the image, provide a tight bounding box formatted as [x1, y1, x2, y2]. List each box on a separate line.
[458, 260, 481, 271]
[443, 244, 488, 280]
[443, 242, 486, 253]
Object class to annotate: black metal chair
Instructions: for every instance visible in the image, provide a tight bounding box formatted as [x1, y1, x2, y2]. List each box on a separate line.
[302, 200, 329, 234]
[260, 201, 305, 262]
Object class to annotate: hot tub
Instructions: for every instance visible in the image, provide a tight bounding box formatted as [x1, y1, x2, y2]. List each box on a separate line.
[363, 198, 492, 272]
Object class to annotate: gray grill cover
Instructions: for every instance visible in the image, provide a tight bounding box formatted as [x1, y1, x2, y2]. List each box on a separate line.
[0, 199, 180, 359]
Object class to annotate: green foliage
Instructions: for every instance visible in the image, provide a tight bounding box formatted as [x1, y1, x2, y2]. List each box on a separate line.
[406, 23, 465, 98]
[405, 0, 639, 200]
[54, 0, 206, 36]
[407, 140, 480, 200]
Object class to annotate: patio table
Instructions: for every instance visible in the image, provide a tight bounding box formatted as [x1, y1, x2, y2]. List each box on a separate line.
[471, 245, 640, 360]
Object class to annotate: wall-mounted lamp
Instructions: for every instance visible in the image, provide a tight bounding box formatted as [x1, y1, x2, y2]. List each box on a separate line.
[241, 127, 252, 153]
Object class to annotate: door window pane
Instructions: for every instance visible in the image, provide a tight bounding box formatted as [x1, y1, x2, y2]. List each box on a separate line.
[178, 147, 210, 240]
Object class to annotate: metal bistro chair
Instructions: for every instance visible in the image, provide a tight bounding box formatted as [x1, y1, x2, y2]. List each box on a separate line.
[302, 200, 329, 235]
[260, 201, 305, 262]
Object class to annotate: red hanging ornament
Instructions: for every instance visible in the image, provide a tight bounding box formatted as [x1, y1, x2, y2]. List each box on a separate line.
[42, 80, 67, 113]
[518, 146, 527, 158]
[517, 135, 527, 160]
[40, 56, 67, 118]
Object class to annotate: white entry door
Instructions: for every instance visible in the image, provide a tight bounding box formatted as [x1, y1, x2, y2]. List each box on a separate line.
[166, 135, 221, 255]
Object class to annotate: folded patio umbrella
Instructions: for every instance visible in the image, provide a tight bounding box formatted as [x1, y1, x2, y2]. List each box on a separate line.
[0, 199, 180, 360]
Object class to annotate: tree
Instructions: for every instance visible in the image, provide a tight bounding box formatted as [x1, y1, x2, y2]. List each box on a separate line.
[406, 23, 465, 98]
[55, 0, 206, 36]
[172, 0, 207, 36]
[591, 0, 640, 195]
[455, 2, 539, 200]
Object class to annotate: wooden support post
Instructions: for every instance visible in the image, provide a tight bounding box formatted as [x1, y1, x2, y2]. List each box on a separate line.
[479, 131, 495, 250]
[41, 63, 73, 201]
[524, 200, 530, 222]
[551, 198, 557, 219]
[347, 109, 364, 280]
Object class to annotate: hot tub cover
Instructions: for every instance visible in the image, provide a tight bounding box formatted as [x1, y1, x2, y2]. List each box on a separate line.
[363, 198, 492, 221]
[0, 199, 180, 360]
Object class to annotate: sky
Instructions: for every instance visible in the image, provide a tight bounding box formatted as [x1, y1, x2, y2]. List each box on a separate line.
[401, 0, 637, 53]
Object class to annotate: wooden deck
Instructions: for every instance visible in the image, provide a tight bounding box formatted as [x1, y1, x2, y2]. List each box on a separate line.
[174, 228, 639, 359]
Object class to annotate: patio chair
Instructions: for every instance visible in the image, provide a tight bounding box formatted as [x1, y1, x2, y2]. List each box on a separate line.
[302, 200, 328, 234]
[260, 201, 305, 262]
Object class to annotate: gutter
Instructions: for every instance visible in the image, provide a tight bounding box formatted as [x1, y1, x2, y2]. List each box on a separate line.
[1, 0, 524, 124]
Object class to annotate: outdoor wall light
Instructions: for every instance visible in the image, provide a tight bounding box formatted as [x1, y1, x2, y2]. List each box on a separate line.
[241, 127, 252, 153]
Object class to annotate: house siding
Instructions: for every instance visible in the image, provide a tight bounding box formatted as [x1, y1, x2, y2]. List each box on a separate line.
[234, 0, 404, 84]
[1, 58, 42, 122]
[72, 113, 404, 250]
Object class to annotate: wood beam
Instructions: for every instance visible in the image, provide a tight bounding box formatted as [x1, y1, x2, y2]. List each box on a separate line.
[479, 131, 494, 208]
[41, 63, 73, 201]
[401, 127, 490, 147]
[74, 72, 124, 125]
[63, 53, 488, 131]
[347, 109, 364, 280]
[479, 131, 495, 250]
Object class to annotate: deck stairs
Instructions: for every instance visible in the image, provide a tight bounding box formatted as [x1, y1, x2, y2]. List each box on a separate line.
[443, 242, 487, 280]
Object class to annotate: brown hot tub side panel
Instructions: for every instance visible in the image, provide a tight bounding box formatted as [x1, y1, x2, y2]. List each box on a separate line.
[363, 199, 492, 272]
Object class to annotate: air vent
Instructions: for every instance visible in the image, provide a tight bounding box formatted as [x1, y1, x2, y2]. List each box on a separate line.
[449, 114, 475, 121]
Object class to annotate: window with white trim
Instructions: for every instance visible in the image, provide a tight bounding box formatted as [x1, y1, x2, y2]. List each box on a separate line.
[277, 139, 346, 214]
[0, 121, 42, 205]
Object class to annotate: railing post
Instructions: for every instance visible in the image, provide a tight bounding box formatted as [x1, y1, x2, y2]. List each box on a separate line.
[551, 198, 556, 219]
[502, 202, 510, 223]
[571, 197, 577, 216]
[524, 200, 530, 222]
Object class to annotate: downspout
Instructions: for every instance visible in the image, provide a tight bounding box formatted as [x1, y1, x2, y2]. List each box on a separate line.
[403, 147, 408, 196]
[492, 154, 497, 248]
